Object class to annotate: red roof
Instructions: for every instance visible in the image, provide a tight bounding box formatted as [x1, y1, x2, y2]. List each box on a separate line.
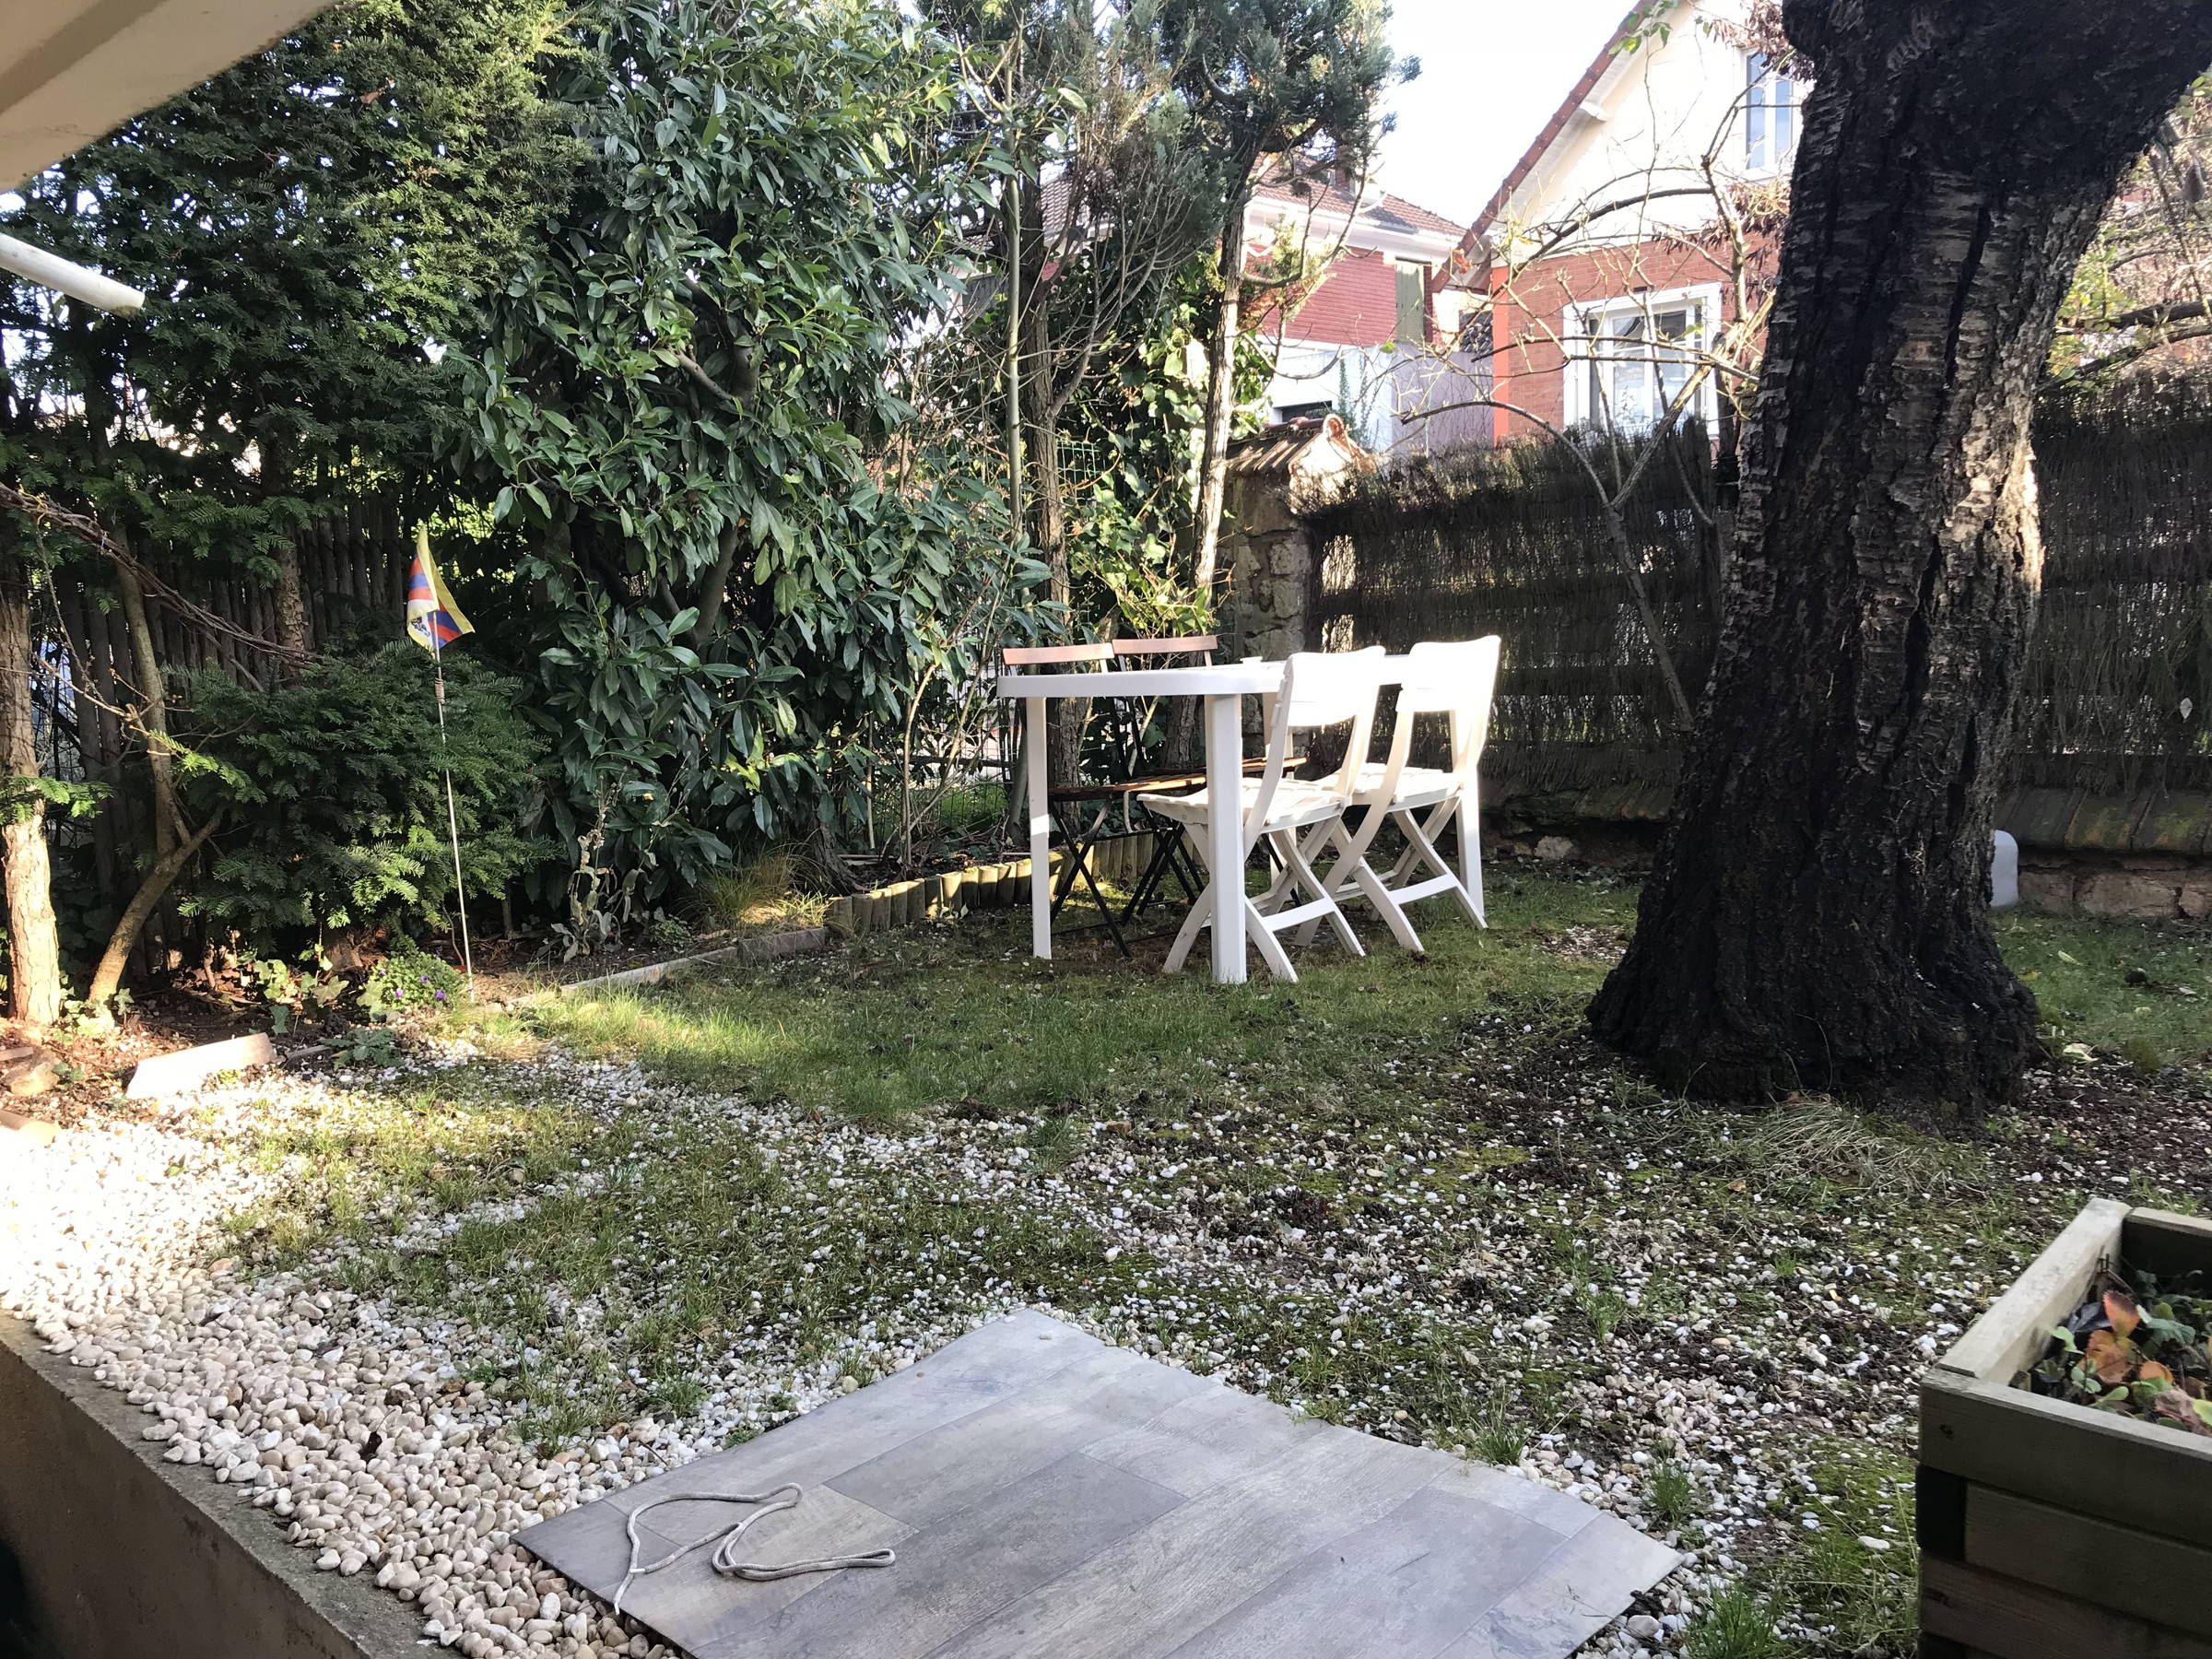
[1250, 165, 1466, 241]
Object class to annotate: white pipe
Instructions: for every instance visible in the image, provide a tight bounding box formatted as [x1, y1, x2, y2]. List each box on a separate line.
[0, 231, 144, 314]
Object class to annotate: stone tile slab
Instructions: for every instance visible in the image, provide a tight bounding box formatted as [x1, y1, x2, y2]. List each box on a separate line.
[523, 1311, 1676, 1659]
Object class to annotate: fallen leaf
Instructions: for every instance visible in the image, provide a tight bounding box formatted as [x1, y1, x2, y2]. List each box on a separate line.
[2086, 1328, 2138, 1385]
[2104, 1289, 2142, 1340]
[2140, 1360, 2174, 1383]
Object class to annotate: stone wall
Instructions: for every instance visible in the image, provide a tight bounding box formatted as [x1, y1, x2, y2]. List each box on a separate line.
[1216, 414, 1366, 667]
[2018, 850, 2212, 922]
[1218, 473, 1314, 665]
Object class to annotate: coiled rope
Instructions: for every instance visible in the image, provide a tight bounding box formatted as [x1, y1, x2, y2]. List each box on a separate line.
[610, 1483, 896, 1616]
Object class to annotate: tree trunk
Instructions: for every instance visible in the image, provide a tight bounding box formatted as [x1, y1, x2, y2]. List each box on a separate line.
[86, 818, 217, 1007]
[1189, 187, 1250, 604]
[1589, 0, 2212, 1111]
[1019, 301, 1084, 789]
[0, 582, 62, 1027]
[114, 558, 184, 856]
[272, 534, 310, 677]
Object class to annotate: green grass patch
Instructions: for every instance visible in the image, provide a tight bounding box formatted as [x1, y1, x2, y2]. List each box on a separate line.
[689, 847, 828, 934]
[1997, 910, 2212, 1066]
[1759, 1439, 1918, 1654]
[216, 1069, 593, 1270]
[529, 867, 1633, 1121]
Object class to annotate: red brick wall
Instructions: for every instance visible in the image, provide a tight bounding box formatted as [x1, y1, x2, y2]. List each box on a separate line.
[1254, 247, 1423, 351]
[1490, 239, 1747, 440]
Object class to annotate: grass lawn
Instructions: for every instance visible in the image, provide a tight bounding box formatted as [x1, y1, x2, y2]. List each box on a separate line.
[214, 865, 2212, 1657]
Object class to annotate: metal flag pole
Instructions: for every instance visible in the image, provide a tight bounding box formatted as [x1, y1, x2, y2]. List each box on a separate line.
[429, 628, 476, 990]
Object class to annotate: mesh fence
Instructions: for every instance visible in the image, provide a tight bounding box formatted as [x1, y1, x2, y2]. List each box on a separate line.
[1304, 379, 2212, 800]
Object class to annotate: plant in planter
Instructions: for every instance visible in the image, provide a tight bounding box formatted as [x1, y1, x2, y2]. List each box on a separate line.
[2027, 1273, 2212, 1439]
[1917, 1199, 2212, 1657]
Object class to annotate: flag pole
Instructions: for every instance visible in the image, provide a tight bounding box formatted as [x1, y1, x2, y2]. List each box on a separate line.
[426, 599, 476, 995]
[429, 629, 476, 990]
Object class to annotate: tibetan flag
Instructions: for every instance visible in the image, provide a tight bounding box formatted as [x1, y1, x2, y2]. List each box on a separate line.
[405, 524, 474, 652]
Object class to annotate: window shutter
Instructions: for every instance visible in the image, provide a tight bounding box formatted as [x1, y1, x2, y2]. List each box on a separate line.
[1394, 262, 1428, 346]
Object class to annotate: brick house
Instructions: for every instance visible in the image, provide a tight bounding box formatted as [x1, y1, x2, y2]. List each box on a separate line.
[1464, 0, 1805, 441]
[1242, 166, 1485, 454]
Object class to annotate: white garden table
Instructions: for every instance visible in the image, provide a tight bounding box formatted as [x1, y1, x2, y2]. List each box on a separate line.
[996, 656, 1413, 984]
[997, 658, 1281, 983]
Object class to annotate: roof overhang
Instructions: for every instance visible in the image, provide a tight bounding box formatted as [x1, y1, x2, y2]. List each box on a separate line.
[1, 0, 335, 190]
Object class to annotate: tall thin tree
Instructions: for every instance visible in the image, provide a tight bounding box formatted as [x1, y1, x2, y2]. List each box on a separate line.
[1589, 0, 2212, 1109]
[1159, 0, 1401, 604]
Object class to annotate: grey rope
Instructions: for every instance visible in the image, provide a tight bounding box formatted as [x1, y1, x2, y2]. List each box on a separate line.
[610, 1484, 896, 1616]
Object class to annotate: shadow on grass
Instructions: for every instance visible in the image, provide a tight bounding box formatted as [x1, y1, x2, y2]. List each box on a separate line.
[524, 867, 1641, 1120]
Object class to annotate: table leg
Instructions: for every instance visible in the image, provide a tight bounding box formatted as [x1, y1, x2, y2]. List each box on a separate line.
[1204, 692, 1247, 984]
[1027, 697, 1052, 959]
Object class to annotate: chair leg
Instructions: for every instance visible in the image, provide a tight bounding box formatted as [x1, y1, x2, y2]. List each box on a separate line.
[1350, 857, 1424, 953]
[1418, 801, 1482, 926]
[1162, 838, 1213, 974]
[1288, 820, 1347, 948]
[1458, 785, 1486, 927]
[1121, 818, 1193, 930]
[1242, 896, 1298, 982]
[1387, 803, 1482, 929]
[1273, 825, 1365, 958]
[1048, 804, 1134, 957]
[1253, 830, 1303, 916]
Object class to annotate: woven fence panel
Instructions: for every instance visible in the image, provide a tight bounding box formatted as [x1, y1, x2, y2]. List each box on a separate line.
[1306, 381, 2212, 800]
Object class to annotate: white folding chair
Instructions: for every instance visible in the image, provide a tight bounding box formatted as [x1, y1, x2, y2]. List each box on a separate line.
[1146, 647, 1387, 982]
[1294, 637, 1500, 952]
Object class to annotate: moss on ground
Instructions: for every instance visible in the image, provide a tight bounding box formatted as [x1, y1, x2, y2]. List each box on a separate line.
[194, 866, 2212, 1655]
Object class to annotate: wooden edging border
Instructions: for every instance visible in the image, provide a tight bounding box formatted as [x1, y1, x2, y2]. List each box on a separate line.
[517, 832, 1161, 1005]
[541, 924, 831, 1001]
[821, 833, 1158, 940]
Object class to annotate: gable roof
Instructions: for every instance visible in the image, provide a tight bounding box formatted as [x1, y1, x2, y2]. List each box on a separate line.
[1250, 169, 1466, 241]
[1470, 7, 1642, 243]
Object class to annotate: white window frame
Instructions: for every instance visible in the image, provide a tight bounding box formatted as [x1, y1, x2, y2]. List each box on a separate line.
[1743, 50, 1803, 178]
[1560, 284, 1723, 433]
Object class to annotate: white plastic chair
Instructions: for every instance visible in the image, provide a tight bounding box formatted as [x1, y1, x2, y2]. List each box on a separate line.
[1146, 647, 1387, 982]
[1295, 636, 1500, 952]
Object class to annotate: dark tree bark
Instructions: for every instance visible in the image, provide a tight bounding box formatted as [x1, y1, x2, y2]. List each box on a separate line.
[1189, 182, 1252, 606]
[0, 580, 62, 1028]
[1589, 0, 2212, 1110]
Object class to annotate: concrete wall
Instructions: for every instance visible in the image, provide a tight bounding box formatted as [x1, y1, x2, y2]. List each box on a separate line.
[0, 1312, 415, 1659]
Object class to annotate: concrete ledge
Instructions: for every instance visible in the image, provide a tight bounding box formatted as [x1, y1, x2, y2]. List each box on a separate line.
[551, 924, 830, 998]
[0, 1311, 417, 1659]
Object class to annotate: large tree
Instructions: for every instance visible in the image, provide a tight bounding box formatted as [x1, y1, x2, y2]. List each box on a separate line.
[1160, 0, 1400, 603]
[1588, 0, 2212, 1110]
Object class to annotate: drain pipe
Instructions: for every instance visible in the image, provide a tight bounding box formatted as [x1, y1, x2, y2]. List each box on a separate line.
[0, 231, 144, 314]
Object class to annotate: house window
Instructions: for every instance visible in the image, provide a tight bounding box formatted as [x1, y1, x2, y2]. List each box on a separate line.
[1394, 261, 1430, 347]
[1746, 52, 1801, 174]
[1566, 290, 1715, 431]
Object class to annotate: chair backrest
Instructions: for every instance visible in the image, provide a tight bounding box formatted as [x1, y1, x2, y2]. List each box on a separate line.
[1359, 637, 1501, 794]
[1241, 648, 1386, 849]
[1397, 636, 1501, 780]
[1278, 645, 1388, 735]
[1002, 641, 1113, 669]
[1112, 634, 1218, 662]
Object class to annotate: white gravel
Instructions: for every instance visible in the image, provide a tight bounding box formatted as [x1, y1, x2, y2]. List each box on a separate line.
[6, 1019, 2191, 1659]
[0, 1052, 1009, 1659]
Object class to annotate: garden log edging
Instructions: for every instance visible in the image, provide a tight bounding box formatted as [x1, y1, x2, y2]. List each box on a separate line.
[820, 835, 1160, 941]
[1918, 1201, 2212, 1658]
[541, 836, 1164, 1003]
[548, 924, 830, 998]
[0, 1309, 418, 1659]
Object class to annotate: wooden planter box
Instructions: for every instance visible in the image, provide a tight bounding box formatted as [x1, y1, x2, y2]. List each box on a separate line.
[1919, 1198, 2212, 1658]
